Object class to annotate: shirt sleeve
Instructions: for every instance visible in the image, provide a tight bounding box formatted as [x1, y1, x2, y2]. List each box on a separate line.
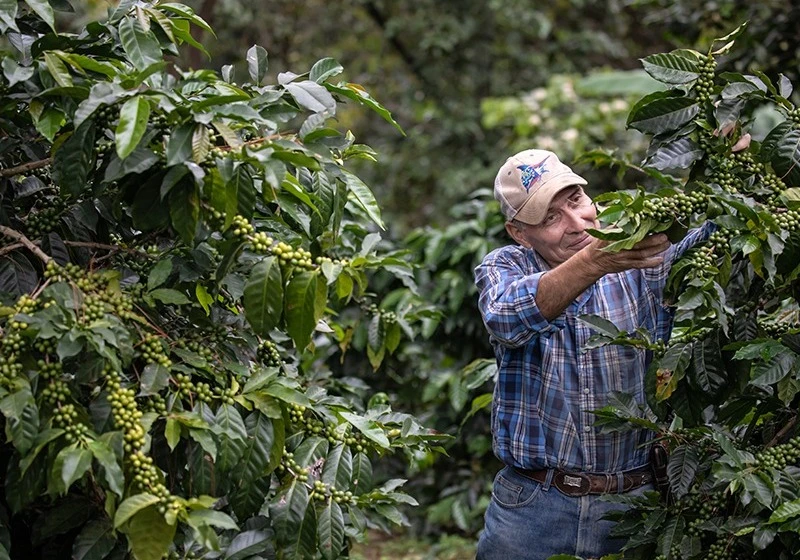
[474, 247, 564, 347]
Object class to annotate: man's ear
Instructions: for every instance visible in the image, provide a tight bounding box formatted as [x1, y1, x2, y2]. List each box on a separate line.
[505, 221, 528, 247]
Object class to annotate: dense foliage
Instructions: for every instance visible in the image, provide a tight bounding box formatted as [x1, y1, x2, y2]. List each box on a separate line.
[551, 24, 800, 560]
[0, 1, 445, 559]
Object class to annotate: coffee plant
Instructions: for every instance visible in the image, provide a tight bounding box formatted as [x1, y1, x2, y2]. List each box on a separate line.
[0, 1, 445, 559]
[558, 24, 800, 560]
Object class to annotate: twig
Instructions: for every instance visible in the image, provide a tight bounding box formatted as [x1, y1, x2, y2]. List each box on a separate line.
[0, 242, 25, 256]
[0, 225, 52, 263]
[766, 414, 798, 448]
[63, 240, 148, 255]
[0, 158, 52, 178]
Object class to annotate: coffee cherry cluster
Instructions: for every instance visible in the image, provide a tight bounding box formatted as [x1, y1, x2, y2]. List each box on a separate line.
[250, 231, 274, 254]
[272, 241, 314, 270]
[139, 334, 172, 368]
[707, 539, 733, 560]
[230, 215, 254, 241]
[755, 436, 800, 469]
[309, 479, 356, 505]
[773, 208, 800, 232]
[94, 105, 118, 130]
[24, 200, 65, 239]
[44, 261, 99, 292]
[177, 336, 215, 361]
[641, 191, 707, 222]
[257, 339, 281, 366]
[80, 294, 107, 324]
[277, 448, 309, 482]
[214, 385, 236, 405]
[789, 107, 800, 126]
[694, 56, 716, 102]
[105, 368, 146, 453]
[757, 317, 800, 337]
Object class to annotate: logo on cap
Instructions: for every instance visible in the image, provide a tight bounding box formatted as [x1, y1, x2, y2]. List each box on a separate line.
[517, 155, 551, 192]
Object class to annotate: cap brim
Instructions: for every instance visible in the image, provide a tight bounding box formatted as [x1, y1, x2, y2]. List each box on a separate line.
[512, 172, 588, 225]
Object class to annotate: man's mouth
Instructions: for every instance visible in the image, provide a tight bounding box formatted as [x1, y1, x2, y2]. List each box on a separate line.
[569, 234, 590, 249]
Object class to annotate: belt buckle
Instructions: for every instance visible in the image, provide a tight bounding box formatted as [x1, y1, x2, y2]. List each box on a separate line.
[554, 471, 591, 496]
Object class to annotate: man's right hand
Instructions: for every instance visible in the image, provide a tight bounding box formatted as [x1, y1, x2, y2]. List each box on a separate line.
[580, 233, 670, 277]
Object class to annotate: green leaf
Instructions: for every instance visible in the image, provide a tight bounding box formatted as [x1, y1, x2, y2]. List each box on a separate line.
[627, 92, 699, 134]
[43, 52, 73, 87]
[646, 137, 703, 171]
[325, 82, 404, 135]
[166, 123, 195, 166]
[115, 96, 151, 159]
[767, 126, 800, 189]
[0, 0, 18, 32]
[770, 498, 800, 523]
[114, 493, 160, 528]
[223, 529, 271, 560]
[340, 411, 390, 448]
[322, 443, 352, 490]
[236, 411, 274, 486]
[7, 403, 39, 454]
[20, 428, 64, 475]
[53, 446, 92, 494]
[285, 271, 326, 350]
[191, 124, 210, 164]
[165, 418, 181, 451]
[658, 515, 685, 558]
[750, 351, 795, 387]
[288, 498, 317, 559]
[310, 58, 343, 83]
[246, 45, 268, 84]
[286, 80, 336, 114]
[147, 258, 173, 291]
[667, 445, 699, 498]
[577, 314, 620, 336]
[214, 403, 247, 473]
[72, 519, 116, 560]
[641, 52, 700, 84]
[119, 16, 162, 71]
[126, 506, 176, 560]
[341, 169, 384, 229]
[53, 119, 96, 198]
[268, 480, 310, 542]
[318, 501, 345, 560]
[168, 183, 199, 244]
[88, 440, 124, 497]
[243, 257, 284, 336]
[149, 288, 191, 305]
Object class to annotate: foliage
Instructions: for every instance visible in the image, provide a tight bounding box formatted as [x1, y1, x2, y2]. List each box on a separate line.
[568, 23, 800, 559]
[0, 1, 445, 558]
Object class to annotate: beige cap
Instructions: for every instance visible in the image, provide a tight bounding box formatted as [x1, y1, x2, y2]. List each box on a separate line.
[494, 149, 588, 225]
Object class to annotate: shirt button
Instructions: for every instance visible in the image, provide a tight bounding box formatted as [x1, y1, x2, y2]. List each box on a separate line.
[586, 464, 593, 471]
[584, 425, 591, 432]
[583, 387, 590, 395]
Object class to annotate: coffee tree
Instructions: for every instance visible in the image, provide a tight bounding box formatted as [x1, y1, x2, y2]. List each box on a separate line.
[0, 1, 444, 559]
[560, 24, 800, 560]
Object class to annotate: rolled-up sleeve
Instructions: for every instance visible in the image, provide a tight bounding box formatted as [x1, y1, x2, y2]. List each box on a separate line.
[475, 247, 564, 347]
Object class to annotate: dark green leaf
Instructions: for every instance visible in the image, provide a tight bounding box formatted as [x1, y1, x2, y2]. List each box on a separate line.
[168, 183, 199, 244]
[627, 93, 699, 134]
[118, 16, 162, 71]
[72, 518, 116, 560]
[667, 445, 699, 498]
[318, 500, 344, 560]
[243, 257, 284, 336]
[53, 119, 96, 198]
[115, 95, 150, 159]
[246, 45, 268, 84]
[125, 506, 175, 560]
[641, 52, 700, 84]
[285, 271, 325, 350]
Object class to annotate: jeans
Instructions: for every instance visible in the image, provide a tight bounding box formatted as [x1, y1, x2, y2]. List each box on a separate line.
[476, 466, 654, 560]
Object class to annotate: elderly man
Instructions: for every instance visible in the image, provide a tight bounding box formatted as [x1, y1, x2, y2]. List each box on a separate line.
[474, 149, 713, 559]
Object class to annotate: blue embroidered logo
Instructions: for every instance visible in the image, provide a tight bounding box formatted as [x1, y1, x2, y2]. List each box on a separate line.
[517, 156, 550, 192]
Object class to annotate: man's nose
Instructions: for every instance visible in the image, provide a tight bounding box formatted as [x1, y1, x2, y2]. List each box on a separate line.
[562, 206, 587, 231]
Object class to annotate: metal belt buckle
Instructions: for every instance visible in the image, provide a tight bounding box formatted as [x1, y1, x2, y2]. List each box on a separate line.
[554, 471, 591, 496]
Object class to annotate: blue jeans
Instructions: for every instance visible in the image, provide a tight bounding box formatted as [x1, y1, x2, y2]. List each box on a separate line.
[476, 466, 654, 560]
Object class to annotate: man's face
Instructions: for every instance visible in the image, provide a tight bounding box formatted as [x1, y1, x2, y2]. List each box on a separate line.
[506, 186, 598, 267]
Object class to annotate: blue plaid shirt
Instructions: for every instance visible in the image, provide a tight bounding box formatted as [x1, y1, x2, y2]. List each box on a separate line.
[475, 224, 713, 473]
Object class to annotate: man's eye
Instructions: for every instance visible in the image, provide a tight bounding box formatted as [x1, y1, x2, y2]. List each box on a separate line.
[543, 213, 558, 225]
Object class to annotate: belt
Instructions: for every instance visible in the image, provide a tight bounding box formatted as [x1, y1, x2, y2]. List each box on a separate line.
[512, 466, 653, 497]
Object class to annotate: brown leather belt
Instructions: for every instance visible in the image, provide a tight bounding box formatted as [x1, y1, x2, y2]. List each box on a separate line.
[512, 466, 653, 497]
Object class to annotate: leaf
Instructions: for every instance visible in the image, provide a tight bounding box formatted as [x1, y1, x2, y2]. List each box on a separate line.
[166, 123, 195, 166]
[214, 403, 248, 473]
[72, 518, 116, 560]
[310, 58, 343, 83]
[627, 92, 699, 134]
[115, 96, 150, 159]
[325, 82, 404, 135]
[125, 506, 176, 560]
[577, 314, 620, 336]
[288, 499, 317, 559]
[246, 45, 268, 84]
[53, 446, 92, 494]
[114, 493, 159, 528]
[750, 351, 795, 388]
[0, 0, 18, 32]
[191, 124, 210, 164]
[646, 137, 704, 171]
[340, 411, 390, 448]
[770, 498, 800, 523]
[147, 258, 173, 291]
[243, 257, 284, 337]
[322, 443, 352, 490]
[286, 80, 336, 114]
[667, 445, 699, 498]
[88, 440, 124, 497]
[285, 271, 326, 350]
[223, 529, 271, 560]
[341, 169, 384, 229]
[7, 403, 39, 455]
[119, 16, 162, 71]
[657, 515, 685, 558]
[236, 411, 274, 486]
[641, 52, 700, 84]
[149, 288, 190, 306]
[168, 182, 199, 244]
[43, 52, 72, 87]
[53, 119, 96, 198]
[318, 501, 345, 560]
[268, 480, 310, 542]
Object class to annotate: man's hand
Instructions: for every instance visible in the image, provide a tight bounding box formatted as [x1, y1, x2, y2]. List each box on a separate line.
[579, 234, 670, 277]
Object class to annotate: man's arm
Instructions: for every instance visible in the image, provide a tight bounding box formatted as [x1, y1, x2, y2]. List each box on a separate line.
[536, 234, 671, 320]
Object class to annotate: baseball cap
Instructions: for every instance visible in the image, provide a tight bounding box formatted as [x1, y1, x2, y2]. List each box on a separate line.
[494, 149, 588, 225]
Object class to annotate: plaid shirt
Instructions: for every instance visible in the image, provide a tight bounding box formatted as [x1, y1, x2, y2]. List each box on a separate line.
[475, 224, 713, 473]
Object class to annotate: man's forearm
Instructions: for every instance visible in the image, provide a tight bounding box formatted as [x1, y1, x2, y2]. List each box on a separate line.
[535, 253, 602, 320]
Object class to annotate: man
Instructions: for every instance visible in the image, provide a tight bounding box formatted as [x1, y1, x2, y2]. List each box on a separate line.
[474, 149, 713, 559]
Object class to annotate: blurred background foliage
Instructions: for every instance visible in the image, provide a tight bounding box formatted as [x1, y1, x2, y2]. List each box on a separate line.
[42, 0, 800, 553]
